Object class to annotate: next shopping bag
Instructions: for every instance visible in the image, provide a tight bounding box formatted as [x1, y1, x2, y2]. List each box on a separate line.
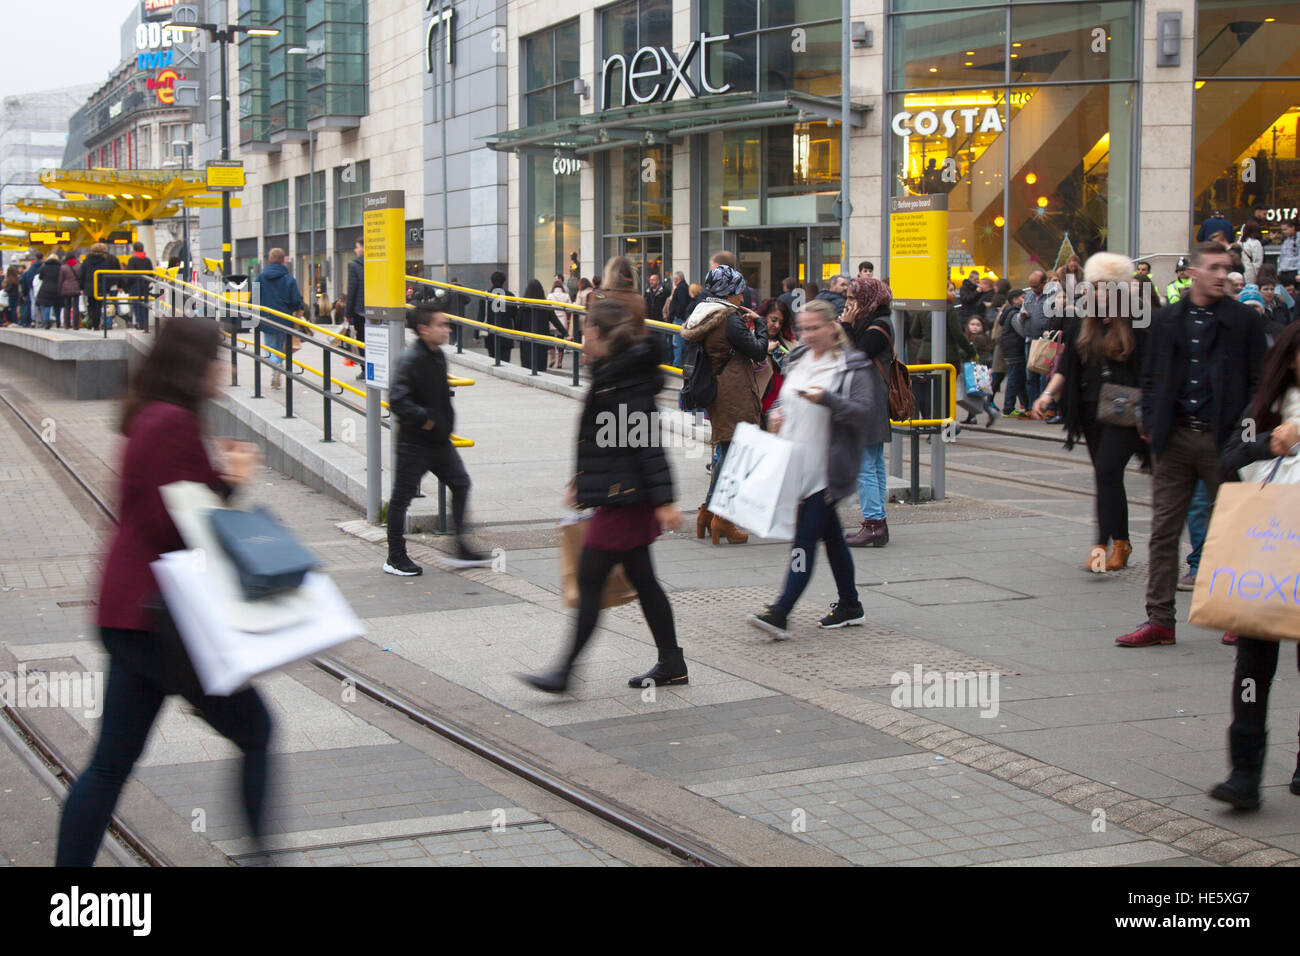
[707, 421, 802, 540]
[1188, 476, 1300, 642]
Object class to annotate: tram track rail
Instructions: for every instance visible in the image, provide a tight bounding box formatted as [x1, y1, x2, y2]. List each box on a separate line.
[0, 389, 735, 868]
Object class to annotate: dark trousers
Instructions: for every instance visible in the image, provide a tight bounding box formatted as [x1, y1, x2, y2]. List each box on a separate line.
[1080, 401, 1141, 545]
[706, 440, 731, 503]
[1230, 636, 1300, 759]
[990, 370, 1005, 400]
[1145, 426, 1222, 629]
[567, 543, 677, 667]
[131, 301, 149, 332]
[776, 490, 858, 613]
[56, 626, 272, 866]
[1002, 363, 1029, 413]
[85, 296, 103, 330]
[387, 441, 470, 556]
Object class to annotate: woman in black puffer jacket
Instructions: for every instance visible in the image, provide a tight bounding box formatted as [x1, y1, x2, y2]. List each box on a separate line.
[521, 297, 686, 694]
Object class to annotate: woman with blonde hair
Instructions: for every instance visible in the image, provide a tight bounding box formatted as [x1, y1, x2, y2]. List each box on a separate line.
[596, 255, 646, 327]
[749, 299, 874, 637]
[1033, 252, 1146, 572]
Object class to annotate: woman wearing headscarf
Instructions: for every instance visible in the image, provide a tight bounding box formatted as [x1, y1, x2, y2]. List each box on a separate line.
[679, 264, 767, 545]
[840, 276, 895, 548]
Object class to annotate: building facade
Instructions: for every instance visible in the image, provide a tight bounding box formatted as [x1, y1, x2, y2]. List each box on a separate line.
[210, 0, 1300, 305]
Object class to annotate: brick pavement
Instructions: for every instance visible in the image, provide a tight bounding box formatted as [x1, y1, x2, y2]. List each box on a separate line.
[5, 348, 1300, 866]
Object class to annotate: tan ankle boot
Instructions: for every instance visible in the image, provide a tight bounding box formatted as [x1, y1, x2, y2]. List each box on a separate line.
[695, 504, 713, 539]
[711, 517, 749, 545]
[1106, 539, 1132, 571]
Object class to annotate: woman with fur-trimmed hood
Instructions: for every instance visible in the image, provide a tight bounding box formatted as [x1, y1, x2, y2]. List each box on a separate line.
[680, 264, 768, 544]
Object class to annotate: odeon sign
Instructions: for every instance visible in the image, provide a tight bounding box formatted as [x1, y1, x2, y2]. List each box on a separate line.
[890, 106, 1005, 138]
[601, 32, 731, 110]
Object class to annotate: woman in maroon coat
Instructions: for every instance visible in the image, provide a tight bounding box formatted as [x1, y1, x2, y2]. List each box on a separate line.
[56, 317, 271, 866]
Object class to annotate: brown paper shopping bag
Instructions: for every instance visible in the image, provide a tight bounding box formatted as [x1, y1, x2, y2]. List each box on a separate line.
[1188, 482, 1300, 641]
[558, 517, 639, 610]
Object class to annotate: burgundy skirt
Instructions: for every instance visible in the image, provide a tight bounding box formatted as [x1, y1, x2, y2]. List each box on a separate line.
[583, 503, 660, 552]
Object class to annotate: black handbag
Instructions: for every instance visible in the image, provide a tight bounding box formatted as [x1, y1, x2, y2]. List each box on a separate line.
[1097, 358, 1141, 427]
[208, 506, 320, 600]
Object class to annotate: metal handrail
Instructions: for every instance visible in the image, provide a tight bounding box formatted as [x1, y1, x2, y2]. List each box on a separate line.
[892, 363, 957, 428]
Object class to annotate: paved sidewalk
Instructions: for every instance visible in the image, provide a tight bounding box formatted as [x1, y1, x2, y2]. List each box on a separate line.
[4, 349, 1299, 866]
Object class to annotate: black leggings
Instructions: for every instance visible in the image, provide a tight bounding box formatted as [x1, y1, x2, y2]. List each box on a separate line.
[56, 626, 272, 866]
[1231, 636, 1300, 745]
[1080, 401, 1141, 546]
[567, 544, 678, 667]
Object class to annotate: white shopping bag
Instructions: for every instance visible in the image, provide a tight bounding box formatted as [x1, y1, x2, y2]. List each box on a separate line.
[152, 553, 364, 695]
[707, 421, 802, 540]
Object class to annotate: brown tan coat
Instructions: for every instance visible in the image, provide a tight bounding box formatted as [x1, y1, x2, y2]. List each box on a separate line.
[680, 299, 768, 444]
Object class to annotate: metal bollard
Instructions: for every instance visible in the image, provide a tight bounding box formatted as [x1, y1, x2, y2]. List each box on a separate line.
[909, 428, 922, 504]
[284, 352, 294, 419]
[322, 348, 333, 442]
[253, 326, 262, 398]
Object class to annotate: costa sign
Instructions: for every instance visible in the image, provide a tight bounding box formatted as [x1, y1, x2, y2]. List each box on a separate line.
[552, 156, 584, 176]
[891, 106, 1005, 138]
[601, 32, 730, 110]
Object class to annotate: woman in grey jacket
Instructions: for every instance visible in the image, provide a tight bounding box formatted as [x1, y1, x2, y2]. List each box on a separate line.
[749, 299, 875, 638]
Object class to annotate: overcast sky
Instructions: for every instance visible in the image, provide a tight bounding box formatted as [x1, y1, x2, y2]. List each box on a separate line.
[2, 0, 140, 98]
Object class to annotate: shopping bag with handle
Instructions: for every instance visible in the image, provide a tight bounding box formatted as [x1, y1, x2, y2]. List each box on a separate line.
[557, 513, 638, 609]
[707, 421, 802, 540]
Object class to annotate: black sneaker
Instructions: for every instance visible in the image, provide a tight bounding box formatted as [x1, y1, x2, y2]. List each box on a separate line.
[444, 544, 493, 569]
[383, 554, 422, 576]
[749, 605, 789, 640]
[819, 602, 866, 629]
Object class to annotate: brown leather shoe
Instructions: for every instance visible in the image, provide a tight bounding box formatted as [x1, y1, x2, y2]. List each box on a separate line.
[695, 504, 713, 539]
[1115, 621, 1176, 647]
[1105, 539, 1132, 571]
[845, 520, 873, 547]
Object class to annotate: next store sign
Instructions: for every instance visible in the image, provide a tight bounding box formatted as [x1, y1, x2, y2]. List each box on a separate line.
[601, 32, 731, 110]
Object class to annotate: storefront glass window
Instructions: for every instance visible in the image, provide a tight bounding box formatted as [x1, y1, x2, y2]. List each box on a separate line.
[523, 19, 581, 286]
[706, 129, 762, 228]
[1194, 82, 1300, 233]
[889, 1, 1136, 283]
[701, 0, 838, 95]
[891, 9, 1006, 91]
[1197, 1, 1300, 78]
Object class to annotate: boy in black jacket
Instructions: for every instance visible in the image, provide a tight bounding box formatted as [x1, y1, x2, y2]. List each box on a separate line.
[384, 303, 490, 575]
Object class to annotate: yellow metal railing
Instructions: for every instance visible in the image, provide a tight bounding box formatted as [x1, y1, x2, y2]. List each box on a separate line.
[892, 364, 957, 429]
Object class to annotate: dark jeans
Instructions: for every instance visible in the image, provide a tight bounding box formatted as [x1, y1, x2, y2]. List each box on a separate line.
[1002, 364, 1029, 413]
[85, 296, 103, 331]
[1230, 636, 1300, 753]
[566, 543, 677, 667]
[1145, 426, 1221, 629]
[62, 294, 79, 328]
[706, 440, 731, 504]
[1185, 481, 1211, 573]
[775, 490, 859, 613]
[131, 301, 149, 332]
[56, 626, 272, 866]
[1080, 401, 1141, 545]
[387, 441, 470, 557]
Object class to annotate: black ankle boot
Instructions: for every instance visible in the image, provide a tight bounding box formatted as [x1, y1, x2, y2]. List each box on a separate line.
[627, 648, 688, 688]
[519, 664, 571, 695]
[1210, 729, 1265, 810]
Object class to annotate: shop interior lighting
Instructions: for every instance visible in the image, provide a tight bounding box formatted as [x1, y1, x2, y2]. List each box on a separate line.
[994, 216, 1005, 228]
[1025, 172, 1037, 184]
[928, 67, 938, 73]
[1036, 196, 1048, 208]
[246, 28, 280, 36]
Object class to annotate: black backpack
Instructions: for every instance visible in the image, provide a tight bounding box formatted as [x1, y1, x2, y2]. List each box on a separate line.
[679, 341, 734, 412]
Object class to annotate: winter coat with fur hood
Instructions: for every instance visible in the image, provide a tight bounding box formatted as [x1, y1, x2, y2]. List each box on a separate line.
[679, 298, 767, 443]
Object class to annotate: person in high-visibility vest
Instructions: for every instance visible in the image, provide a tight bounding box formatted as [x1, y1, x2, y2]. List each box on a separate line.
[1165, 256, 1191, 303]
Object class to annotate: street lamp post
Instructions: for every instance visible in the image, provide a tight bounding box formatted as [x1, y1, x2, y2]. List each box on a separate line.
[171, 139, 192, 282]
[165, 17, 279, 385]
